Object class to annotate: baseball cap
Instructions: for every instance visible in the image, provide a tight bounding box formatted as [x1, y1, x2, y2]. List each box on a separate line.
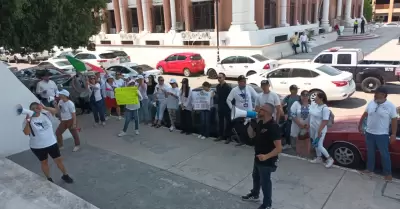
[261, 80, 270, 86]
[289, 84, 299, 90]
[137, 75, 144, 79]
[375, 86, 388, 94]
[169, 78, 177, 83]
[238, 75, 246, 81]
[58, 89, 70, 97]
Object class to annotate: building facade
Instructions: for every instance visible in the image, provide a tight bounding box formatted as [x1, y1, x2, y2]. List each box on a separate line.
[374, 0, 400, 22]
[94, 0, 363, 46]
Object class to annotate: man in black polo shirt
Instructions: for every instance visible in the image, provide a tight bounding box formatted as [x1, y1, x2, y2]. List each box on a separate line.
[242, 103, 283, 209]
[214, 73, 233, 143]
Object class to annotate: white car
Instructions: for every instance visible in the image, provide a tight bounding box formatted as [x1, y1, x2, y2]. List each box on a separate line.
[205, 54, 278, 79]
[49, 50, 82, 60]
[246, 63, 356, 101]
[106, 63, 161, 79]
[37, 59, 75, 75]
[383, 22, 399, 27]
[74, 51, 119, 69]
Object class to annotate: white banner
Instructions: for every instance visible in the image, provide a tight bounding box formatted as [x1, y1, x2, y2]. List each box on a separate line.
[192, 90, 212, 110]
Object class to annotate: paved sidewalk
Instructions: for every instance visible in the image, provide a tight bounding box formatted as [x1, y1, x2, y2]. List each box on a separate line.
[8, 115, 400, 209]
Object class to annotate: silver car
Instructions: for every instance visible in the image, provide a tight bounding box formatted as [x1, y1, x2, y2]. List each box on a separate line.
[106, 63, 161, 79]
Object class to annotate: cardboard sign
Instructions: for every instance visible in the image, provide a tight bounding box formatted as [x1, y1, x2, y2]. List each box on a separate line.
[115, 87, 139, 105]
[192, 90, 212, 110]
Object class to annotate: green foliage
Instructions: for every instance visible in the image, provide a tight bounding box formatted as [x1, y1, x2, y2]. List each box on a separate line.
[363, 0, 373, 22]
[0, 0, 107, 52]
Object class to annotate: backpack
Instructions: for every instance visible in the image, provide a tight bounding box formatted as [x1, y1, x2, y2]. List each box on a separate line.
[322, 106, 335, 127]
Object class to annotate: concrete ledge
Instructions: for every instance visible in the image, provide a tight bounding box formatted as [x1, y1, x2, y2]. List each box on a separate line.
[0, 158, 98, 209]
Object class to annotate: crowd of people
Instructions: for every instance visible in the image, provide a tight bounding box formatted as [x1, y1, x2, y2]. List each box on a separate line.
[25, 69, 398, 209]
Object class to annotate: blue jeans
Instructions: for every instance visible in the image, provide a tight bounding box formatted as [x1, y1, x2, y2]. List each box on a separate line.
[139, 98, 150, 123]
[284, 120, 292, 145]
[200, 110, 211, 137]
[251, 160, 277, 208]
[123, 109, 139, 132]
[90, 100, 106, 123]
[365, 132, 391, 175]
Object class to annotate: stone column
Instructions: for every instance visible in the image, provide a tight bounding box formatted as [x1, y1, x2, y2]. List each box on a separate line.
[170, 0, 177, 31]
[294, 0, 299, 25]
[100, 9, 107, 34]
[388, 0, 394, 22]
[163, 0, 171, 32]
[113, 0, 122, 32]
[183, 0, 191, 31]
[141, 0, 149, 32]
[118, 0, 126, 33]
[314, 0, 319, 24]
[336, 0, 342, 19]
[228, 0, 258, 31]
[360, 0, 364, 18]
[321, 0, 330, 29]
[136, 0, 144, 32]
[280, 0, 288, 26]
[344, 0, 353, 27]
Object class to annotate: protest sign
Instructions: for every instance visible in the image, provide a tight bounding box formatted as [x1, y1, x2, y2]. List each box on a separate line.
[192, 90, 212, 110]
[115, 87, 139, 105]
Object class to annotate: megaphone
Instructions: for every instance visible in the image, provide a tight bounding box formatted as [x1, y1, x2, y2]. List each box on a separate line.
[231, 106, 257, 120]
[16, 104, 34, 117]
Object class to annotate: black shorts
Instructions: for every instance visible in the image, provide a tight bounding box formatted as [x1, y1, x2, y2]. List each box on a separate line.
[31, 143, 61, 162]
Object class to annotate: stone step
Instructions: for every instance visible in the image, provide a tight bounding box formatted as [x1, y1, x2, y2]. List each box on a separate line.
[337, 33, 379, 41]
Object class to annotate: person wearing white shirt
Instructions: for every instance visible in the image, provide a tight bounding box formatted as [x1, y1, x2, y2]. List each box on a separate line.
[197, 82, 215, 139]
[166, 78, 180, 132]
[290, 90, 311, 146]
[88, 75, 106, 126]
[226, 75, 259, 146]
[358, 86, 398, 181]
[153, 76, 171, 128]
[137, 75, 151, 124]
[179, 78, 193, 135]
[36, 71, 58, 107]
[308, 92, 334, 168]
[22, 102, 73, 184]
[114, 72, 126, 87]
[105, 76, 122, 120]
[255, 80, 282, 121]
[299, 32, 308, 53]
[118, 81, 143, 137]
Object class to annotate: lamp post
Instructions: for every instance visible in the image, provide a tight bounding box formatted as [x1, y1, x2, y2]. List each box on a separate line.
[215, 0, 220, 62]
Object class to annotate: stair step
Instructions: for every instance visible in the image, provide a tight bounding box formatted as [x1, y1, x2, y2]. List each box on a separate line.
[336, 33, 379, 41]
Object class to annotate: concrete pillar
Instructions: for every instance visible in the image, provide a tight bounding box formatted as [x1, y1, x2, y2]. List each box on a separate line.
[146, 1, 153, 33]
[315, 0, 319, 24]
[294, 0, 299, 25]
[183, 0, 191, 31]
[344, 0, 353, 27]
[229, 0, 258, 31]
[100, 9, 107, 34]
[170, 0, 176, 31]
[163, 0, 171, 32]
[136, 0, 144, 32]
[113, 0, 122, 32]
[118, 0, 126, 33]
[388, 0, 394, 22]
[141, 0, 149, 32]
[321, 0, 331, 29]
[360, 0, 364, 18]
[337, 0, 342, 19]
[280, 0, 288, 26]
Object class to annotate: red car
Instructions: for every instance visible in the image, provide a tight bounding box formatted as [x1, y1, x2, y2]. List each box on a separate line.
[156, 52, 205, 77]
[324, 116, 400, 170]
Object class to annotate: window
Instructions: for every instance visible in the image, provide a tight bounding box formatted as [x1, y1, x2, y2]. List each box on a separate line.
[251, 54, 269, 62]
[166, 55, 177, 61]
[263, 0, 276, 27]
[119, 67, 132, 74]
[274, 35, 288, 43]
[316, 65, 342, 76]
[131, 8, 139, 32]
[107, 66, 119, 72]
[267, 68, 290, 78]
[99, 53, 117, 59]
[133, 65, 153, 72]
[38, 62, 50, 66]
[190, 54, 202, 60]
[337, 54, 351, 64]
[236, 56, 251, 64]
[48, 69, 61, 76]
[55, 61, 71, 66]
[152, 5, 165, 32]
[74, 53, 89, 59]
[314, 54, 332, 64]
[192, 1, 215, 30]
[290, 69, 314, 77]
[112, 51, 128, 57]
[221, 56, 237, 64]
[146, 40, 160, 45]
[177, 55, 187, 61]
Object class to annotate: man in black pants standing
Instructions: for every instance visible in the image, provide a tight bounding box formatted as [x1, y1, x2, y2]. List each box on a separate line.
[242, 103, 282, 209]
[214, 73, 232, 143]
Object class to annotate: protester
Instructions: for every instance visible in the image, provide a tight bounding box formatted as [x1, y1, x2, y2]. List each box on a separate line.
[227, 75, 259, 146]
[282, 85, 300, 149]
[215, 73, 232, 143]
[137, 75, 151, 124]
[242, 103, 282, 209]
[255, 80, 282, 123]
[22, 102, 74, 183]
[289, 32, 299, 54]
[179, 78, 193, 135]
[105, 76, 122, 120]
[118, 80, 143, 137]
[197, 81, 214, 139]
[153, 76, 171, 128]
[72, 72, 91, 115]
[167, 78, 180, 132]
[88, 75, 106, 126]
[36, 71, 58, 107]
[147, 75, 157, 125]
[309, 92, 334, 168]
[361, 18, 365, 34]
[358, 86, 397, 181]
[299, 32, 308, 53]
[290, 90, 310, 144]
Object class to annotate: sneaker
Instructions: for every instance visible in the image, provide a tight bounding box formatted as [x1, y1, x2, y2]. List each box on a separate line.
[241, 193, 259, 202]
[235, 142, 245, 147]
[310, 157, 323, 164]
[325, 158, 334, 168]
[72, 146, 80, 152]
[105, 116, 110, 121]
[135, 130, 140, 135]
[59, 146, 64, 150]
[180, 130, 185, 134]
[225, 139, 232, 144]
[201, 136, 206, 139]
[198, 135, 202, 138]
[118, 116, 122, 121]
[101, 122, 106, 126]
[169, 126, 175, 132]
[283, 144, 292, 150]
[47, 177, 53, 182]
[61, 174, 74, 184]
[118, 131, 127, 137]
[214, 137, 224, 142]
[93, 123, 99, 127]
[384, 175, 393, 182]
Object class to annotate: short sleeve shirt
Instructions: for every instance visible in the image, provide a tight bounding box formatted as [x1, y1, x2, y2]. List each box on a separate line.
[58, 100, 76, 121]
[365, 100, 398, 135]
[253, 119, 281, 167]
[22, 112, 57, 149]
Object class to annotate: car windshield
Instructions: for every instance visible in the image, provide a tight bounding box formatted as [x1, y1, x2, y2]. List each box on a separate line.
[113, 51, 128, 57]
[135, 65, 154, 72]
[316, 65, 342, 76]
[251, 54, 269, 62]
[190, 54, 202, 60]
[56, 61, 71, 66]
[99, 53, 117, 59]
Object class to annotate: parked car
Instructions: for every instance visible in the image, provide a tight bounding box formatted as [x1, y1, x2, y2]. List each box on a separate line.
[1, 61, 18, 73]
[74, 51, 119, 69]
[382, 22, 399, 27]
[206, 54, 279, 79]
[14, 66, 71, 94]
[247, 63, 356, 101]
[106, 63, 161, 78]
[13, 50, 50, 64]
[311, 47, 400, 92]
[49, 50, 82, 60]
[156, 52, 205, 77]
[37, 59, 75, 75]
[109, 50, 131, 63]
[0, 48, 8, 61]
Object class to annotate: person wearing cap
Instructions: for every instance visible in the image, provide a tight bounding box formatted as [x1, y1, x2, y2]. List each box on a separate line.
[137, 75, 151, 124]
[166, 78, 180, 132]
[255, 80, 282, 122]
[105, 75, 122, 120]
[242, 103, 282, 209]
[179, 78, 193, 134]
[358, 86, 398, 181]
[153, 76, 171, 128]
[36, 71, 58, 107]
[281, 85, 301, 149]
[215, 73, 233, 143]
[88, 75, 106, 126]
[226, 75, 259, 146]
[43, 89, 81, 152]
[118, 80, 143, 137]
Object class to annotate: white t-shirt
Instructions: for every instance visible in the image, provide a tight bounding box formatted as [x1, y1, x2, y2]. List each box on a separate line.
[58, 100, 76, 121]
[36, 80, 58, 98]
[22, 112, 57, 149]
[227, 85, 258, 111]
[309, 103, 330, 134]
[300, 34, 308, 42]
[125, 89, 143, 110]
[255, 91, 281, 118]
[115, 79, 125, 87]
[290, 101, 310, 137]
[89, 83, 103, 101]
[365, 100, 398, 135]
[154, 84, 171, 101]
[167, 87, 180, 109]
[179, 89, 193, 110]
[105, 82, 116, 99]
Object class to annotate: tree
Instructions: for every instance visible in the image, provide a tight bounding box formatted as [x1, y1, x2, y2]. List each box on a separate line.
[0, 0, 107, 52]
[363, 0, 373, 22]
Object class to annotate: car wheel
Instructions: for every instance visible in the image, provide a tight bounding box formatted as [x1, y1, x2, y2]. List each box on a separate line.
[246, 71, 256, 77]
[207, 68, 218, 79]
[309, 90, 323, 102]
[158, 66, 164, 75]
[361, 77, 381, 93]
[28, 57, 32, 64]
[14, 56, 18, 64]
[330, 142, 362, 169]
[183, 68, 191, 77]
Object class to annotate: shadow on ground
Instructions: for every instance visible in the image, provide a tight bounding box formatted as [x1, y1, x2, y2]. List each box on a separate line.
[329, 97, 367, 109]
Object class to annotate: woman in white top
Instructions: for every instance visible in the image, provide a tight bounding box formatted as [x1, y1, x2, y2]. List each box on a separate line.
[105, 76, 122, 120]
[166, 78, 180, 132]
[118, 80, 143, 137]
[290, 90, 311, 144]
[197, 82, 214, 139]
[179, 78, 193, 135]
[153, 76, 171, 128]
[308, 92, 334, 168]
[88, 75, 106, 126]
